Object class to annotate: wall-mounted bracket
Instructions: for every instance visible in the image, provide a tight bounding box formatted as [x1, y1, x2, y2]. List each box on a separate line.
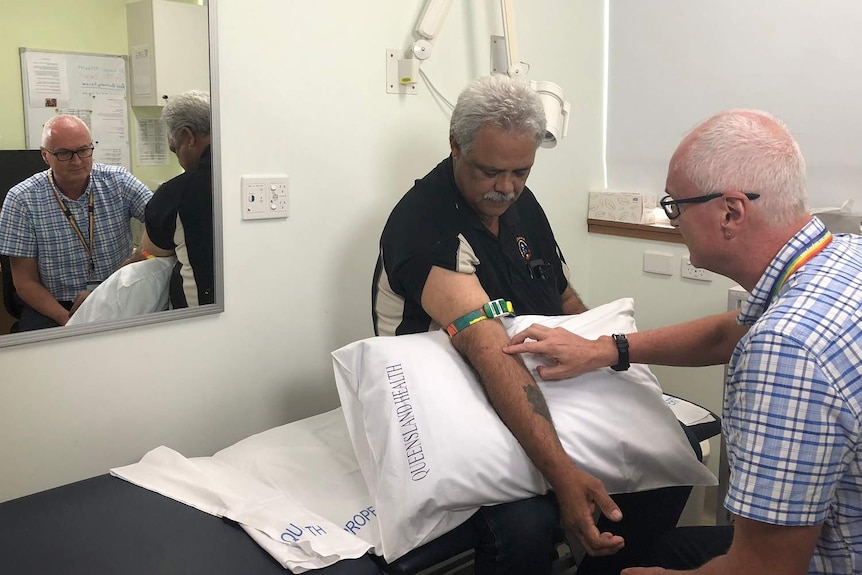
[386, 49, 419, 95]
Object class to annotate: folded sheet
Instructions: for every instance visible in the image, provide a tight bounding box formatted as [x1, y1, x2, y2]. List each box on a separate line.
[111, 408, 376, 573]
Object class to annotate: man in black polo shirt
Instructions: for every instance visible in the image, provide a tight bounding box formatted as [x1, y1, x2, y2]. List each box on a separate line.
[372, 75, 692, 574]
[140, 90, 214, 308]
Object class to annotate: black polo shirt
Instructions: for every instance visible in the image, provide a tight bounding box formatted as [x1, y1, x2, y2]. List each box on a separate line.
[145, 145, 214, 308]
[373, 155, 571, 336]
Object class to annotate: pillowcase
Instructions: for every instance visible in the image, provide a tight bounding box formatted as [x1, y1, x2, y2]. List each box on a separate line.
[332, 298, 717, 562]
[111, 408, 377, 572]
[66, 256, 175, 326]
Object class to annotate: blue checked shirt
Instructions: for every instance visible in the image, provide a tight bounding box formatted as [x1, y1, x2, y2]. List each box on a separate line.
[0, 164, 152, 301]
[727, 217, 862, 574]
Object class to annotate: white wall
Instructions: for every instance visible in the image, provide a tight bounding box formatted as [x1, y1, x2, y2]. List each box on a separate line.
[0, 0, 606, 503]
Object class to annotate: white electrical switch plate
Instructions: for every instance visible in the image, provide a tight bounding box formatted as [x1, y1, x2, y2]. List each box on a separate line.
[643, 251, 674, 276]
[681, 256, 712, 282]
[242, 175, 289, 220]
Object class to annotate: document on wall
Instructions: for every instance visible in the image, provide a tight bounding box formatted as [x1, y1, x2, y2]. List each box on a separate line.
[26, 52, 70, 107]
[131, 44, 153, 97]
[136, 118, 170, 166]
[90, 95, 131, 170]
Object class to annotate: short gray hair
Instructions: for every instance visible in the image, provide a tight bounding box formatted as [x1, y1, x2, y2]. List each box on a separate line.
[161, 90, 211, 141]
[450, 75, 546, 153]
[41, 114, 91, 148]
[673, 109, 808, 226]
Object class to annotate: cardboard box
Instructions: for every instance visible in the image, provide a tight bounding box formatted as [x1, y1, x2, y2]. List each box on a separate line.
[588, 191, 657, 224]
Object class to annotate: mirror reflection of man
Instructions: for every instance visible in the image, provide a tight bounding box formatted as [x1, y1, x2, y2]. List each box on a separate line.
[136, 90, 214, 308]
[0, 114, 152, 331]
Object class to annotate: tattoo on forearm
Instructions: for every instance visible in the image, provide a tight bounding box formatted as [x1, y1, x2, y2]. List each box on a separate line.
[524, 385, 552, 423]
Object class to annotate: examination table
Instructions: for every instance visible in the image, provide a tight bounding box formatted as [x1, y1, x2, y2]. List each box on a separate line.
[0, 397, 719, 575]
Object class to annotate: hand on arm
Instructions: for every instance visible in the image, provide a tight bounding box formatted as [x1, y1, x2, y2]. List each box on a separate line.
[504, 309, 749, 380]
[9, 257, 70, 326]
[422, 266, 624, 556]
[621, 516, 821, 575]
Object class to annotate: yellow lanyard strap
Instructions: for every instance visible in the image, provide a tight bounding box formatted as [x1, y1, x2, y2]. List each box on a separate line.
[47, 171, 95, 273]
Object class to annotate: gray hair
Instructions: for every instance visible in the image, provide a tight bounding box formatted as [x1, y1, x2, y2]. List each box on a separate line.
[41, 114, 91, 148]
[673, 109, 808, 226]
[161, 90, 211, 140]
[450, 75, 546, 153]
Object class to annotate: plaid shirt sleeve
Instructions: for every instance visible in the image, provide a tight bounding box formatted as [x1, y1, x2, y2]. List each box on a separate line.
[121, 171, 153, 221]
[0, 188, 38, 258]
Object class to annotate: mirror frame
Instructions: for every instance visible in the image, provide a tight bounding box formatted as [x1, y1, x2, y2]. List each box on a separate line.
[0, 0, 224, 349]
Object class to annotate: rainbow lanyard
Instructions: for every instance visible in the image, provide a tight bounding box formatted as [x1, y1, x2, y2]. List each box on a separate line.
[47, 171, 95, 276]
[767, 227, 833, 304]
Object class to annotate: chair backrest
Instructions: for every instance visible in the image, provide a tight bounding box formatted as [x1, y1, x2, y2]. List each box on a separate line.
[0, 149, 48, 320]
[0, 254, 22, 319]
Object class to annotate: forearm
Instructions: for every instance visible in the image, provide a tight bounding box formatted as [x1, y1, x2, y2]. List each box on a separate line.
[453, 320, 575, 486]
[587, 310, 746, 372]
[16, 280, 69, 325]
[561, 286, 588, 315]
[629, 310, 746, 366]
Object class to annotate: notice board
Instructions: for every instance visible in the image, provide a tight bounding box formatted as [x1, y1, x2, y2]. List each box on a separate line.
[20, 48, 132, 170]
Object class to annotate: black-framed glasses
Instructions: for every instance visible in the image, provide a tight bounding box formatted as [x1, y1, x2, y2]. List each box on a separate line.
[44, 146, 95, 161]
[660, 192, 761, 220]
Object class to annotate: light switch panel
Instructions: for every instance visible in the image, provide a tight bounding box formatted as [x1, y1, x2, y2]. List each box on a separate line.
[241, 175, 289, 220]
[643, 251, 674, 276]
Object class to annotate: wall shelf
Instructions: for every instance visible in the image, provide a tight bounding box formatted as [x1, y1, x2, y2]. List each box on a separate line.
[587, 219, 684, 244]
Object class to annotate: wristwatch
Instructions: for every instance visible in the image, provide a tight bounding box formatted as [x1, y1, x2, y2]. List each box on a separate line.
[610, 333, 630, 371]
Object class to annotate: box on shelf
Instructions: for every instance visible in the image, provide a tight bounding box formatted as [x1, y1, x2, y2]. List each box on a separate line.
[588, 191, 657, 224]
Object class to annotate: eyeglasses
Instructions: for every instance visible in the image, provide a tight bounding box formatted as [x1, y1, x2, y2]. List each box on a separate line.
[660, 192, 761, 220]
[44, 146, 95, 162]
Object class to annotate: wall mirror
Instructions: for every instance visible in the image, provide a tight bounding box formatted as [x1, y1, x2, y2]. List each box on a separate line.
[0, 0, 222, 349]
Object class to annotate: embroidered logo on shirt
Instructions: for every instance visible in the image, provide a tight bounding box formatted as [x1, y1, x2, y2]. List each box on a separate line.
[517, 236, 532, 261]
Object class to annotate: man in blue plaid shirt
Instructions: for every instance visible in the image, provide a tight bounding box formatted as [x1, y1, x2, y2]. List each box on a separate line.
[505, 109, 861, 575]
[0, 115, 152, 331]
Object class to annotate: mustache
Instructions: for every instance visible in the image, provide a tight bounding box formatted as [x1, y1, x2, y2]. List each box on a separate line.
[483, 191, 517, 203]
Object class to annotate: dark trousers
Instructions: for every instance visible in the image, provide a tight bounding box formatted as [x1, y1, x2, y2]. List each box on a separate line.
[380, 486, 692, 575]
[380, 492, 560, 575]
[646, 525, 734, 570]
[577, 485, 693, 574]
[18, 301, 73, 331]
[381, 423, 702, 575]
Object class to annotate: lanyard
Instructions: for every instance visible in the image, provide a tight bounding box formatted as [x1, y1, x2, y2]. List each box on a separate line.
[47, 171, 95, 275]
[767, 227, 833, 304]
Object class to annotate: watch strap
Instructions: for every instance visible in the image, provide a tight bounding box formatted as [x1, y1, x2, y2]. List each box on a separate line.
[610, 333, 630, 371]
[445, 299, 514, 338]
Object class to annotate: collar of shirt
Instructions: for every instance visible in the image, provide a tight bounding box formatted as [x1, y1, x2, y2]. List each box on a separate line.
[738, 217, 827, 326]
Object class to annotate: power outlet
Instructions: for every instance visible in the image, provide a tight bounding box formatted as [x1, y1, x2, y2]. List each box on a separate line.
[681, 257, 712, 282]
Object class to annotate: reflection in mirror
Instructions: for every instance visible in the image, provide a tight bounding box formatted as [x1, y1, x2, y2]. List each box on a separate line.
[0, 0, 222, 348]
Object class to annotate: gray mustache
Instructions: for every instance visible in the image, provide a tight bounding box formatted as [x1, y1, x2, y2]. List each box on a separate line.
[483, 191, 517, 203]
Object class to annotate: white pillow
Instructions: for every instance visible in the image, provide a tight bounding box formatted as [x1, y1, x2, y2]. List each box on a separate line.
[66, 256, 175, 326]
[332, 298, 717, 562]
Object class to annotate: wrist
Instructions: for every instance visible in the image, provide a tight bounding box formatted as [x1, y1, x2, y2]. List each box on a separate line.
[596, 335, 620, 369]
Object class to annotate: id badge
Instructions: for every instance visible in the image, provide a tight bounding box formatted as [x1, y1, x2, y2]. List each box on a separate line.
[86, 280, 101, 292]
